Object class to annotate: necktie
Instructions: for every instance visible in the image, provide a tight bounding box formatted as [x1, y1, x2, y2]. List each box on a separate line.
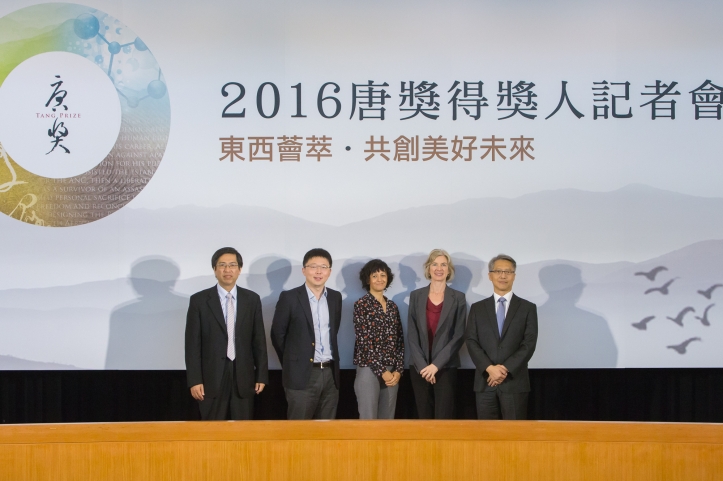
[497, 297, 506, 337]
[226, 293, 236, 361]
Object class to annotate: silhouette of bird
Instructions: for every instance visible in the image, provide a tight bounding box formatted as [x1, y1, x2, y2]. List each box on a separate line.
[644, 278, 677, 295]
[695, 304, 714, 327]
[666, 306, 695, 326]
[697, 284, 723, 300]
[667, 337, 701, 355]
[631, 316, 655, 330]
[634, 266, 668, 281]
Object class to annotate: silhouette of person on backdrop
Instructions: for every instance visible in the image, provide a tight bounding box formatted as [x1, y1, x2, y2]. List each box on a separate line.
[535, 264, 618, 368]
[105, 257, 188, 369]
[248, 256, 293, 368]
[337, 259, 369, 368]
[449, 253, 486, 367]
[392, 255, 425, 367]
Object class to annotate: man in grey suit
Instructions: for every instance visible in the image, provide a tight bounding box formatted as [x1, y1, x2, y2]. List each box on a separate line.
[465, 254, 538, 420]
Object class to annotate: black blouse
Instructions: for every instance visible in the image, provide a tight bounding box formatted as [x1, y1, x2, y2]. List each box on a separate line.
[353, 293, 405, 376]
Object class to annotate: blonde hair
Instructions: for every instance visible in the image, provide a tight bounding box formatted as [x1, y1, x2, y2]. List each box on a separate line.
[423, 249, 455, 282]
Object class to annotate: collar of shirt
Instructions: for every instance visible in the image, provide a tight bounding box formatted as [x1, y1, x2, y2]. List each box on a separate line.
[217, 284, 237, 322]
[217, 283, 236, 300]
[364, 292, 387, 306]
[305, 284, 327, 301]
[493, 291, 513, 316]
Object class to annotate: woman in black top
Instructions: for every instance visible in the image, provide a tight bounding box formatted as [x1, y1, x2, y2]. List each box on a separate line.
[353, 259, 404, 419]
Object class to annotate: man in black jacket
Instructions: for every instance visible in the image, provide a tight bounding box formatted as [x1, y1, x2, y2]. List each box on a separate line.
[465, 253, 538, 420]
[185, 247, 268, 420]
[271, 248, 342, 419]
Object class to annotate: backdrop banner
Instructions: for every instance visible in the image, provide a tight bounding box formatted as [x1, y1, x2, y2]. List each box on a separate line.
[1, 0, 722, 369]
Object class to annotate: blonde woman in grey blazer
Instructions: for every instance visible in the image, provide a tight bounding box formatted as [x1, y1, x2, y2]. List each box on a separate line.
[407, 249, 467, 419]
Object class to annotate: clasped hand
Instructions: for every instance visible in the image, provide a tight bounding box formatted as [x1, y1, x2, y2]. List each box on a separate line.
[486, 365, 508, 387]
[381, 370, 401, 387]
[419, 364, 439, 384]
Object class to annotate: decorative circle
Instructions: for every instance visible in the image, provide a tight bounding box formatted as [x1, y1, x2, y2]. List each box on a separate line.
[0, 52, 122, 179]
[147, 80, 168, 99]
[73, 13, 99, 39]
[0, 3, 171, 227]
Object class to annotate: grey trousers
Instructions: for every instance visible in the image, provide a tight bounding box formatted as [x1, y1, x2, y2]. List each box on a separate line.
[354, 366, 398, 419]
[285, 365, 338, 420]
[476, 390, 529, 420]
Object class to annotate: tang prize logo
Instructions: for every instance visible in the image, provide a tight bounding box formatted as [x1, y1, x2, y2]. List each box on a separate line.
[0, 3, 170, 227]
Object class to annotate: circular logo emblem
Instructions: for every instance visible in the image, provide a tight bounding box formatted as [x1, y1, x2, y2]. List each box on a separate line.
[0, 3, 170, 227]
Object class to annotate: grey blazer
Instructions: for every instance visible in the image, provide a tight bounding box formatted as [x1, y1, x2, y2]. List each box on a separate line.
[407, 285, 467, 373]
[465, 294, 538, 393]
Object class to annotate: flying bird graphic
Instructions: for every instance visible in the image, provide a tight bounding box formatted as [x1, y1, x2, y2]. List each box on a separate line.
[631, 316, 655, 330]
[695, 304, 715, 327]
[634, 266, 668, 281]
[697, 284, 723, 300]
[667, 337, 701, 355]
[644, 278, 677, 295]
[666, 306, 695, 326]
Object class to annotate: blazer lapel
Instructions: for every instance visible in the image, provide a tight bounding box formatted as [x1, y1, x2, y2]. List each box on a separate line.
[501, 294, 521, 339]
[327, 290, 339, 336]
[417, 285, 430, 357]
[485, 296, 500, 341]
[296, 285, 315, 337]
[235, 287, 249, 332]
[431, 288, 454, 354]
[207, 288, 227, 335]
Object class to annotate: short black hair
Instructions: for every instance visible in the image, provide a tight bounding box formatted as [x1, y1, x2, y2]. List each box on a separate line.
[212, 247, 243, 269]
[359, 259, 394, 292]
[303, 248, 332, 268]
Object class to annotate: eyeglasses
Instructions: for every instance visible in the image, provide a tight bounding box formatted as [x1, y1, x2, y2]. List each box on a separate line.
[490, 270, 515, 276]
[304, 264, 330, 271]
[217, 263, 239, 270]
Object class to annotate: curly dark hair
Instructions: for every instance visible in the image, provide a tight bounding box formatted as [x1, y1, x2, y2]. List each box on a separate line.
[359, 259, 394, 292]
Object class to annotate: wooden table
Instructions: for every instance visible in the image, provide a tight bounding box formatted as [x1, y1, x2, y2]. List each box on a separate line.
[1, 420, 721, 480]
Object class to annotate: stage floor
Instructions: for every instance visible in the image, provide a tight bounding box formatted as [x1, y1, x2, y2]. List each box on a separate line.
[1, 420, 721, 480]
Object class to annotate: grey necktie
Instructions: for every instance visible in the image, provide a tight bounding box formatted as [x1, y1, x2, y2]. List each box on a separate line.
[226, 292, 236, 360]
[496, 297, 506, 337]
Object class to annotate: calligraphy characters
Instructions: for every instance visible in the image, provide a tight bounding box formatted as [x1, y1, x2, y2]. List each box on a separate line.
[45, 75, 71, 154]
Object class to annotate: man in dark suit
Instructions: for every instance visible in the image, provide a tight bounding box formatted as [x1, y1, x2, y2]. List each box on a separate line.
[185, 247, 268, 420]
[465, 254, 538, 420]
[271, 248, 342, 419]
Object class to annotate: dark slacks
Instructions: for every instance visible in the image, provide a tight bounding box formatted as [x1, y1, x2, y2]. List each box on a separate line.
[475, 390, 529, 420]
[199, 358, 254, 420]
[285, 364, 338, 420]
[409, 367, 457, 419]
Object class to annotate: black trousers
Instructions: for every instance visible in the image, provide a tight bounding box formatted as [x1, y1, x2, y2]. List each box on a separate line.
[475, 390, 529, 420]
[199, 358, 254, 420]
[409, 367, 457, 419]
[284, 364, 339, 420]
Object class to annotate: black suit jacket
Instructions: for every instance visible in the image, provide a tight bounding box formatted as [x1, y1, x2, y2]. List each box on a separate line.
[270, 284, 342, 390]
[185, 286, 269, 399]
[407, 285, 467, 373]
[465, 294, 538, 393]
